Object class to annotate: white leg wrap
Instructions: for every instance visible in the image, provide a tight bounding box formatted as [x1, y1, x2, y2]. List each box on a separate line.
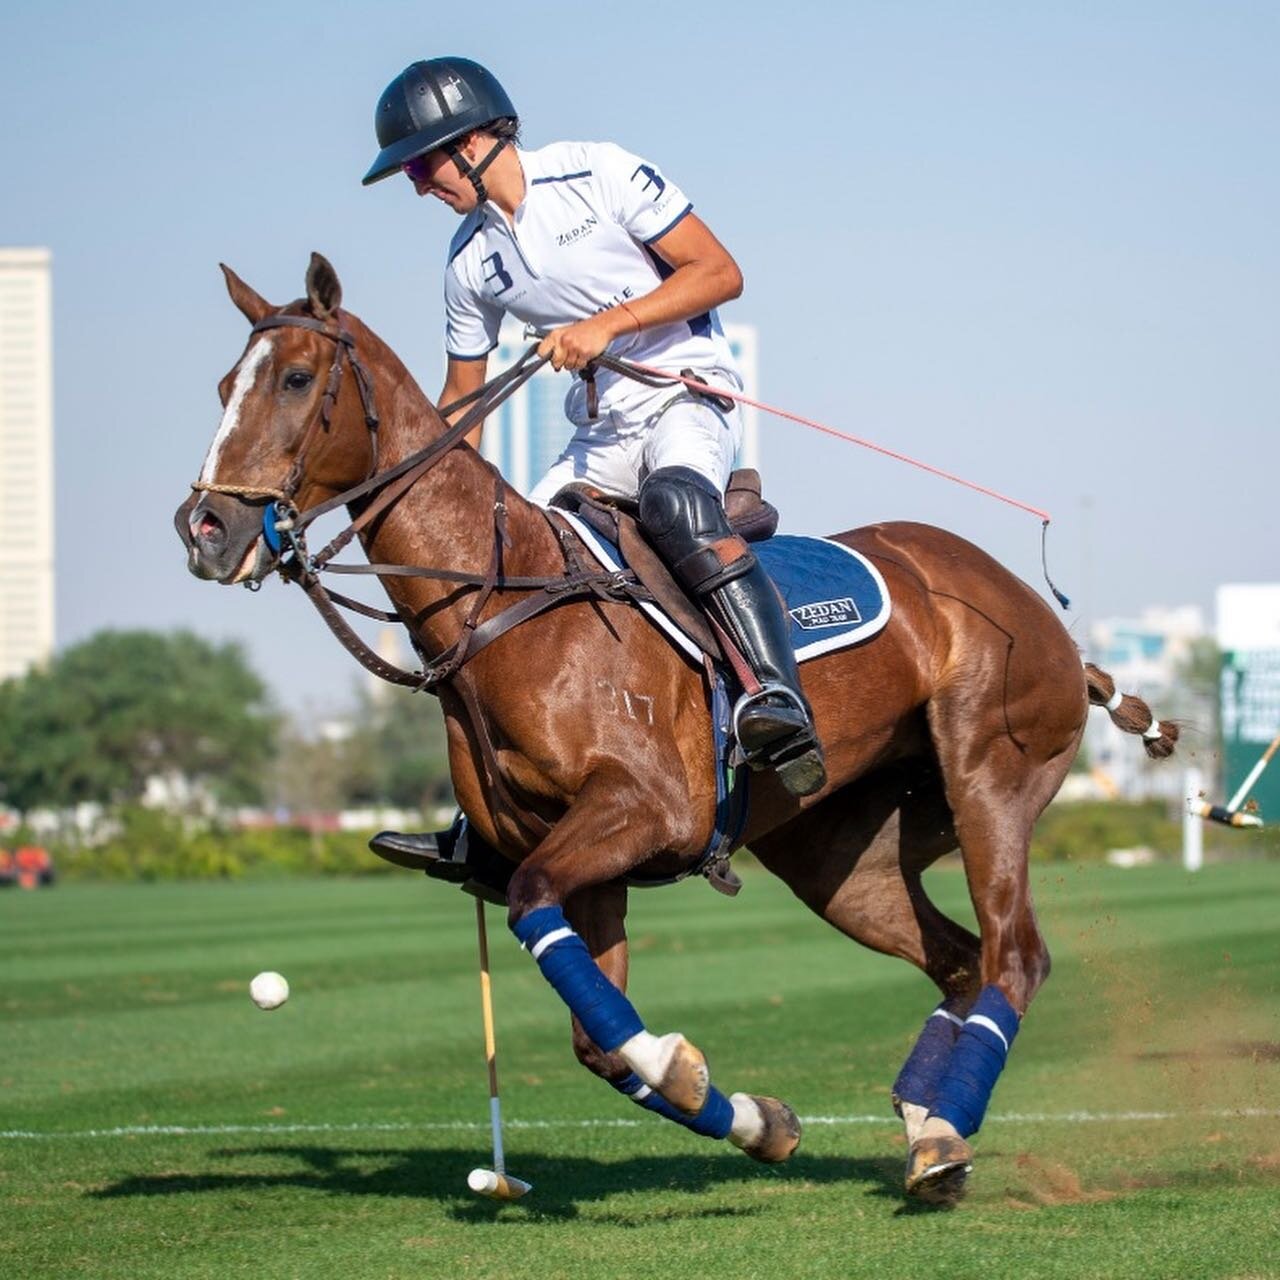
[900, 1101, 930, 1146]
[618, 1030, 681, 1087]
[727, 1092, 765, 1150]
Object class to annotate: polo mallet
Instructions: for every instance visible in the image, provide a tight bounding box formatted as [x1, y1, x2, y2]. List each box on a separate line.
[1192, 729, 1280, 829]
[467, 898, 532, 1200]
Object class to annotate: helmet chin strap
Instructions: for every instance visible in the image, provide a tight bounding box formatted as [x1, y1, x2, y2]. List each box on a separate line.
[443, 136, 509, 205]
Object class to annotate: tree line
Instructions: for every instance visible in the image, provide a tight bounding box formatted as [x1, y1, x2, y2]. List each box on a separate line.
[0, 629, 452, 817]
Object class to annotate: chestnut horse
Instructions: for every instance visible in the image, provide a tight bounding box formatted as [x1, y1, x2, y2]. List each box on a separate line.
[177, 255, 1175, 1200]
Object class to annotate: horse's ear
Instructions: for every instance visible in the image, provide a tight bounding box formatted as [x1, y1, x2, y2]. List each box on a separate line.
[306, 252, 342, 319]
[219, 264, 272, 325]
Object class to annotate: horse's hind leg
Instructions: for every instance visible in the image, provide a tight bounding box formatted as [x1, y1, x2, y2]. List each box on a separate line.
[752, 761, 982, 1189]
[907, 691, 1079, 1196]
[564, 882, 800, 1162]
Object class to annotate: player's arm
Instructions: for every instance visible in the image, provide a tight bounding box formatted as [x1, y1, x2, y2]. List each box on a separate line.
[627, 212, 744, 331]
[538, 213, 743, 372]
[437, 354, 491, 451]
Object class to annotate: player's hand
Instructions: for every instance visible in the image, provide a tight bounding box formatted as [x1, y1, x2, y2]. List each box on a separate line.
[538, 313, 620, 372]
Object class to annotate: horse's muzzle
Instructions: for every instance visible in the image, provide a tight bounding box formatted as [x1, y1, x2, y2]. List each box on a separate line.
[176, 491, 276, 584]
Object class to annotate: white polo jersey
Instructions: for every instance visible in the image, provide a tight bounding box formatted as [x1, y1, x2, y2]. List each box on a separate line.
[444, 140, 741, 429]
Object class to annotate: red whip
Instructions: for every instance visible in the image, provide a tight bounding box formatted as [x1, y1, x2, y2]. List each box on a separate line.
[624, 361, 1070, 609]
[628, 361, 1052, 523]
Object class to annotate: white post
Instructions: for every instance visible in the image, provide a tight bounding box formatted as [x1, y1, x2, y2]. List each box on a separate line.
[1182, 767, 1204, 872]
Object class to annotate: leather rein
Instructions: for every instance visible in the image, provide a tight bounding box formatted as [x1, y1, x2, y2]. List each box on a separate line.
[191, 310, 651, 694]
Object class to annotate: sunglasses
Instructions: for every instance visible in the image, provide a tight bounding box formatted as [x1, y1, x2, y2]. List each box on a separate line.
[401, 153, 436, 183]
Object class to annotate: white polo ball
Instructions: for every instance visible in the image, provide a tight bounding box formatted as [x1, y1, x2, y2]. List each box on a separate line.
[249, 971, 289, 1010]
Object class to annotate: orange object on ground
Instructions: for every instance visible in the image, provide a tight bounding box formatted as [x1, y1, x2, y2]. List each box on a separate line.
[14, 846, 54, 890]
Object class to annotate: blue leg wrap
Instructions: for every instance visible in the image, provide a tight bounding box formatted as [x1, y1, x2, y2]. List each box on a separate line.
[512, 906, 644, 1054]
[614, 1072, 735, 1140]
[892, 1003, 963, 1109]
[929, 985, 1020, 1138]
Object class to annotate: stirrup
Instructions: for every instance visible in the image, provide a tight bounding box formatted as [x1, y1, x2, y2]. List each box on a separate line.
[732, 680, 808, 747]
[731, 685, 827, 797]
[731, 683, 810, 747]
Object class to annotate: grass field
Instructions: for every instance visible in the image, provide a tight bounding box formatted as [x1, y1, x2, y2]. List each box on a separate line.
[2, 859, 1278, 1279]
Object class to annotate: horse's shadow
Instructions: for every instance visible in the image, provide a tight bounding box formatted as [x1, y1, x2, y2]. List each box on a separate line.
[91, 1143, 918, 1221]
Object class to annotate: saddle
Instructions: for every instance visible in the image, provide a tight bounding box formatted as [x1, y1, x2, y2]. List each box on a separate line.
[549, 469, 779, 660]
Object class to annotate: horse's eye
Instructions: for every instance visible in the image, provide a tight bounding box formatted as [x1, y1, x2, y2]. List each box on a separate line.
[284, 370, 313, 392]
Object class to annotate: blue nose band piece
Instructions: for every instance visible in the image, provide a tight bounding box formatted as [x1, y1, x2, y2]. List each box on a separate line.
[262, 503, 283, 552]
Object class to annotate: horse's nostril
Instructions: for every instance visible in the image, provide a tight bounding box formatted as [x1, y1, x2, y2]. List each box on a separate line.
[192, 506, 226, 547]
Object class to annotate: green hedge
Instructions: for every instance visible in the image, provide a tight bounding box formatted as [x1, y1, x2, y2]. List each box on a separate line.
[33, 807, 396, 882]
[18, 799, 1280, 883]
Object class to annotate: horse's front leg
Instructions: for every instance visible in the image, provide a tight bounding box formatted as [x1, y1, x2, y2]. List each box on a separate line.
[511, 783, 799, 1162]
[506, 776, 710, 1114]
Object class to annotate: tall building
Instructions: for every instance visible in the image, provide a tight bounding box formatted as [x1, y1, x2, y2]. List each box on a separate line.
[480, 320, 760, 496]
[0, 249, 55, 681]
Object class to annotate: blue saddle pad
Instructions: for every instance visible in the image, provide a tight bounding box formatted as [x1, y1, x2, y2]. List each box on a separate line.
[558, 513, 890, 665]
[756, 534, 891, 661]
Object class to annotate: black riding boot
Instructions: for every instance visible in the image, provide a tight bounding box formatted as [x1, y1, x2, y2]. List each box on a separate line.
[638, 466, 826, 797]
[369, 813, 513, 904]
[369, 811, 469, 877]
[705, 562, 827, 797]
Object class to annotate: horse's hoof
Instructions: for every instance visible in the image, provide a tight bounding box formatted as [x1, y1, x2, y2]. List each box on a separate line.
[656, 1034, 709, 1116]
[905, 1133, 973, 1203]
[729, 1093, 801, 1163]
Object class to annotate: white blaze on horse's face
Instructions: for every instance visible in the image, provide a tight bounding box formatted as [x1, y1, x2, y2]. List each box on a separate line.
[198, 336, 275, 486]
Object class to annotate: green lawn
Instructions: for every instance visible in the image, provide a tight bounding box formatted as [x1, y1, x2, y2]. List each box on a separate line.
[2, 860, 1278, 1279]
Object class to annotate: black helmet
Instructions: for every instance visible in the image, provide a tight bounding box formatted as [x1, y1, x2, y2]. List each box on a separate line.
[362, 57, 517, 186]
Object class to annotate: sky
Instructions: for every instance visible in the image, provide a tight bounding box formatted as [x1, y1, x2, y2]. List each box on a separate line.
[2, 1, 1276, 719]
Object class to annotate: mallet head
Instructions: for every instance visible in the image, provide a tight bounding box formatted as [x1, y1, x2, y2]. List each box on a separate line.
[1196, 802, 1264, 829]
[467, 1167, 532, 1200]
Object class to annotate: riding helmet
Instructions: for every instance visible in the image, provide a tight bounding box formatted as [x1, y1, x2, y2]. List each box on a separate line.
[362, 57, 517, 185]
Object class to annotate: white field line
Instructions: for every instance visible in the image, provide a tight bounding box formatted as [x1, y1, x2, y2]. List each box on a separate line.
[3, 1108, 1278, 1142]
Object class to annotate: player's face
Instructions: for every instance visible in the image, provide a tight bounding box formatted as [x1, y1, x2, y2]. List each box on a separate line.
[403, 147, 478, 213]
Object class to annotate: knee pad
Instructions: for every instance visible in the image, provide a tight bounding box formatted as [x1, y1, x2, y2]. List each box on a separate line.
[638, 466, 755, 594]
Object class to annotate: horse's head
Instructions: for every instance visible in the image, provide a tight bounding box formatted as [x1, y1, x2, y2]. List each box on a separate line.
[176, 254, 379, 584]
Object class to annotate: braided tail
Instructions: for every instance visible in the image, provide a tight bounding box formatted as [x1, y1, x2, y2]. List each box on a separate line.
[1084, 663, 1179, 760]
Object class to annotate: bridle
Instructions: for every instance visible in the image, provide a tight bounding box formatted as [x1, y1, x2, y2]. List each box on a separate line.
[191, 306, 540, 570]
[189, 307, 645, 694]
[192, 311, 383, 554]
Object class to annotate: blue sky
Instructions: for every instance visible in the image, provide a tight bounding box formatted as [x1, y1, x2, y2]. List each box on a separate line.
[2, 1, 1275, 715]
